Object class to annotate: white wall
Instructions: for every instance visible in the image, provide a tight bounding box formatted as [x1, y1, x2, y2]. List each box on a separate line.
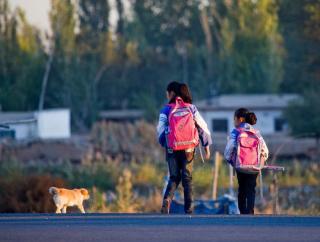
[36, 109, 71, 139]
[254, 110, 283, 134]
[201, 110, 234, 134]
[200, 109, 285, 135]
[10, 122, 37, 140]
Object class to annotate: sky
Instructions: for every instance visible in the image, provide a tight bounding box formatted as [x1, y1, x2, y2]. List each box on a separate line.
[10, 0, 51, 33]
[9, 0, 128, 35]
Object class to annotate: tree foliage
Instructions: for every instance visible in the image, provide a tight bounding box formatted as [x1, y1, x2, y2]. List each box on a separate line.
[0, 0, 317, 130]
[217, 0, 284, 93]
[278, 0, 320, 92]
[284, 0, 320, 142]
[0, 0, 45, 110]
[285, 88, 320, 144]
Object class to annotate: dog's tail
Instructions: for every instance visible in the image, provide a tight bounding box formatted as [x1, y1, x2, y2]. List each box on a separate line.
[49, 187, 59, 195]
[80, 189, 88, 196]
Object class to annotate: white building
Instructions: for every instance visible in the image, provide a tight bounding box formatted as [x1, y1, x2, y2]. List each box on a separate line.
[0, 109, 71, 140]
[196, 94, 299, 135]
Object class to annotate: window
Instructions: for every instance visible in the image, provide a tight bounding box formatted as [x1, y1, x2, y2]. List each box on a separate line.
[212, 119, 228, 132]
[274, 118, 287, 132]
[0, 129, 15, 139]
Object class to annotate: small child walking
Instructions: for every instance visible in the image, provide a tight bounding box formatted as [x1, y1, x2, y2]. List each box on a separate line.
[224, 108, 269, 214]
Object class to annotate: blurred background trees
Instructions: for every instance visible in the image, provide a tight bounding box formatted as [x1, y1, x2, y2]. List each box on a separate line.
[0, 0, 45, 110]
[0, 0, 319, 131]
[0, 0, 319, 215]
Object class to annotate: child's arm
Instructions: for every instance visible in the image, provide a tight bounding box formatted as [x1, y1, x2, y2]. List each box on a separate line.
[192, 106, 212, 147]
[191, 106, 212, 160]
[224, 129, 238, 166]
[156, 106, 170, 147]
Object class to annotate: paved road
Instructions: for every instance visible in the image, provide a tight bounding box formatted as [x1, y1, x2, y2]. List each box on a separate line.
[0, 214, 319, 242]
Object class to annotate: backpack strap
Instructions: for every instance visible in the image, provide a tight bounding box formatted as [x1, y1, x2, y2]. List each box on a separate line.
[168, 97, 184, 117]
[175, 96, 184, 105]
[198, 146, 205, 164]
[236, 126, 257, 134]
[168, 97, 184, 107]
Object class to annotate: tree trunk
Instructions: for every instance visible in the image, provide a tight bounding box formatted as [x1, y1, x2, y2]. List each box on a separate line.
[38, 48, 54, 111]
[199, 7, 214, 81]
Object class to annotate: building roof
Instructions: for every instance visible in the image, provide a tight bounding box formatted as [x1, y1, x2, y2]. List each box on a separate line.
[99, 109, 144, 120]
[0, 112, 36, 124]
[196, 94, 300, 111]
[0, 109, 70, 125]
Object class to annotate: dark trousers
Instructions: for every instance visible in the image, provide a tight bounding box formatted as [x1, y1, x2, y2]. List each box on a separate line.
[163, 150, 194, 214]
[236, 171, 258, 214]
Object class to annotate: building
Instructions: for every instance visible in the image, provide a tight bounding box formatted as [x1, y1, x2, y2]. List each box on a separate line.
[99, 109, 144, 122]
[0, 109, 71, 140]
[196, 94, 299, 135]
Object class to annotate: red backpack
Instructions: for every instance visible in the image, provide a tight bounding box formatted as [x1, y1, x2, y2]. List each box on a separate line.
[235, 127, 261, 173]
[166, 97, 199, 151]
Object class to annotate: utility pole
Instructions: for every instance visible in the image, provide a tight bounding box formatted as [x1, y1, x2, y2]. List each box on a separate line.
[212, 151, 221, 200]
[271, 172, 280, 214]
[38, 44, 54, 111]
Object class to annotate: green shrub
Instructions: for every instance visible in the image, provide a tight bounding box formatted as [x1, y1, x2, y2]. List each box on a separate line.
[0, 158, 319, 214]
[0, 160, 119, 192]
[132, 162, 165, 190]
[114, 169, 136, 212]
[87, 186, 109, 213]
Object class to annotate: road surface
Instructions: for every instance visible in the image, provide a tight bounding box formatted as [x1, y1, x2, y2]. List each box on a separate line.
[0, 214, 319, 242]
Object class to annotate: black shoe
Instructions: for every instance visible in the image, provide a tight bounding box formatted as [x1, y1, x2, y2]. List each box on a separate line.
[185, 210, 193, 214]
[161, 199, 170, 214]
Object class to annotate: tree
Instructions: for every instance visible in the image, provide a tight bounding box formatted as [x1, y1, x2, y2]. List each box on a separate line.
[48, 0, 82, 128]
[278, 0, 319, 93]
[217, 0, 284, 93]
[2, 0, 312, 129]
[48, 0, 107, 130]
[0, 0, 44, 111]
[284, 1, 320, 154]
[285, 88, 320, 152]
[73, 0, 111, 128]
[304, 0, 320, 91]
[119, 0, 208, 110]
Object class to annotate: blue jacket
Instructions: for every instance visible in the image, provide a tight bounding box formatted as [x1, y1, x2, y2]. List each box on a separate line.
[156, 104, 212, 148]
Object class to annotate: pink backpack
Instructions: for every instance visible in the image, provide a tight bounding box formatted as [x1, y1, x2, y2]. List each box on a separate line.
[166, 97, 199, 151]
[235, 127, 261, 173]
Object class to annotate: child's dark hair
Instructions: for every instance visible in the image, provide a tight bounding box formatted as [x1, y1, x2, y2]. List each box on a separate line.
[179, 83, 192, 104]
[234, 108, 257, 125]
[167, 81, 180, 94]
[166, 81, 180, 103]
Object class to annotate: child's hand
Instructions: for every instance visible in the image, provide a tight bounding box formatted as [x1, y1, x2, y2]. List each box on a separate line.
[204, 146, 211, 160]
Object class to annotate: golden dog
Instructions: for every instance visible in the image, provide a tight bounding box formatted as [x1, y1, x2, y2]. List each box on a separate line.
[49, 187, 90, 213]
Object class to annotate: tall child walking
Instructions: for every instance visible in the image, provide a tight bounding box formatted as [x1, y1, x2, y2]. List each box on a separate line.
[157, 82, 212, 214]
[224, 108, 269, 214]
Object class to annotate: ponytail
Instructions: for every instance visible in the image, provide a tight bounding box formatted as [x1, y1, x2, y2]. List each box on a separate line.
[245, 112, 257, 125]
[234, 108, 257, 125]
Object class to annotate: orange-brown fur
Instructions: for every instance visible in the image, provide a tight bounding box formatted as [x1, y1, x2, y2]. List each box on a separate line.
[49, 187, 90, 214]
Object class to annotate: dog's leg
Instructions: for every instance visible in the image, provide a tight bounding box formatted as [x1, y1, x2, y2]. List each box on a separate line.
[55, 206, 62, 214]
[62, 206, 67, 214]
[78, 204, 85, 214]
